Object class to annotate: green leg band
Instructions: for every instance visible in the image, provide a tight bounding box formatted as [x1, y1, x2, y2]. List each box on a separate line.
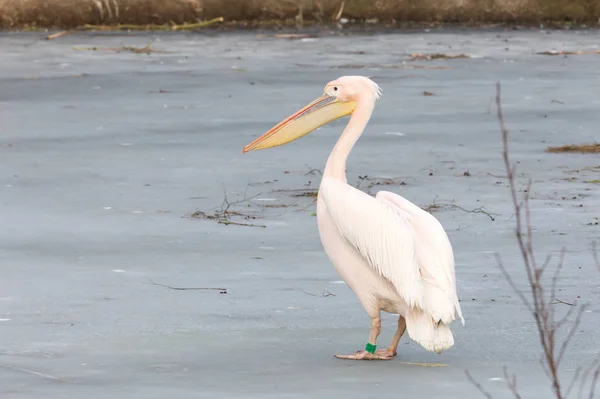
[365, 342, 377, 354]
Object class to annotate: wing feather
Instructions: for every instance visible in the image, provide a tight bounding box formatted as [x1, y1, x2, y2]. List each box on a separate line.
[319, 177, 425, 309]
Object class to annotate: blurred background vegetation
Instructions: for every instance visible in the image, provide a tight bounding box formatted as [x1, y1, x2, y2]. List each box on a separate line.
[1, 0, 599, 29]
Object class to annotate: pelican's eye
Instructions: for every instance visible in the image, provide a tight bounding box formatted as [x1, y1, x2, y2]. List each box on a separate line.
[326, 85, 340, 97]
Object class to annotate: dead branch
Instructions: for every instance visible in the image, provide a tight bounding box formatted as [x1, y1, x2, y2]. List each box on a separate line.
[495, 254, 533, 313]
[589, 366, 600, 399]
[446, 203, 496, 221]
[146, 279, 227, 293]
[0, 364, 71, 383]
[564, 366, 582, 398]
[353, 174, 416, 192]
[274, 188, 317, 193]
[302, 164, 322, 188]
[354, 174, 369, 189]
[503, 366, 524, 399]
[274, 188, 318, 198]
[497, 81, 565, 398]
[304, 164, 322, 176]
[465, 370, 494, 399]
[467, 82, 600, 399]
[190, 188, 266, 228]
[578, 355, 600, 399]
[593, 241, 599, 271]
[294, 287, 336, 297]
[551, 298, 575, 306]
[556, 305, 587, 368]
[487, 172, 508, 179]
[422, 196, 497, 221]
[292, 201, 317, 213]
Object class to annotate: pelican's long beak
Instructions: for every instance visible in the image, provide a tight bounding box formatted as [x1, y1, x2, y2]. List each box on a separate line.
[242, 93, 356, 153]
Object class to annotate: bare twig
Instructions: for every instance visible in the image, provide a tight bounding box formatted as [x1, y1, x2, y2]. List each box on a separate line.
[0, 364, 70, 383]
[564, 366, 582, 398]
[589, 366, 600, 399]
[146, 279, 227, 293]
[487, 172, 509, 179]
[294, 287, 336, 297]
[422, 196, 497, 221]
[495, 253, 533, 312]
[274, 188, 318, 198]
[218, 219, 266, 227]
[447, 203, 496, 221]
[190, 188, 266, 228]
[292, 201, 317, 213]
[354, 175, 369, 189]
[304, 164, 322, 176]
[496, 81, 562, 397]
[593, 241, 599, 271]
[503, 366, 524, 399]
[556, 305, 587, 368]
[549, 249, 566, 309]
[354, 175, 411, 190]
[551, 298, 576, 306]
[578, 356, 600, 399]
[465, 370, 494, 399]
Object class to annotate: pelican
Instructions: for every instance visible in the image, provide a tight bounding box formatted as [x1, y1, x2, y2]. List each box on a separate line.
[242, 76, 464, 360]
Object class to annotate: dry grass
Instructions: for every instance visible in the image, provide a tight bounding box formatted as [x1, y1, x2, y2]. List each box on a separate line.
[408, 53, 472, 61]
[546, 144, 600, 153]
[538, 50, 600, 55]
[1, 0, 600, 29]
[72, 43, 166, 53]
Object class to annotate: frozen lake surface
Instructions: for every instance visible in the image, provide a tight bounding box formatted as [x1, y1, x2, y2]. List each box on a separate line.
[1, 28, 599, 398]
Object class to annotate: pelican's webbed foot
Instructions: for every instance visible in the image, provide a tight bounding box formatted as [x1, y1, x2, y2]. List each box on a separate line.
[334, 349, 393, 361]
[333, 344, 396, 360]
[375, 348, 398, 357]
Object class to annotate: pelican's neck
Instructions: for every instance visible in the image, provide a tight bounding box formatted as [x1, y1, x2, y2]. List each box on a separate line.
[323, 101, 374, 181]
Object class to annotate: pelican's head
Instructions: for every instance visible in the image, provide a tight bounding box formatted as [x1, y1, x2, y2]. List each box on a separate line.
[242, 76, 381, 153]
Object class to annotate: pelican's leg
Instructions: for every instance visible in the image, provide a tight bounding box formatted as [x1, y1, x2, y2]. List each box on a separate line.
[375, 316, 406, 358]
[334, 315, 392, 360]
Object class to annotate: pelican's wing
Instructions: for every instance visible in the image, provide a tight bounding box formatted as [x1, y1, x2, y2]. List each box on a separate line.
[319, 177, 425, 309]
[376, 190, 464, 325]
[319, 177, 464, 325]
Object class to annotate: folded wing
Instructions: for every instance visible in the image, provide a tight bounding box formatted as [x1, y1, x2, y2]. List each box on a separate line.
[319, 177, 464, 325]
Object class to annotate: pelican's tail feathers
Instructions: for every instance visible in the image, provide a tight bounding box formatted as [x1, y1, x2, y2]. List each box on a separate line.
[405, 309, 455, 354]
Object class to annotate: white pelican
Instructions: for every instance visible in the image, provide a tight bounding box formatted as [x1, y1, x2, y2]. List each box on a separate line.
[243, 76, 464, 360]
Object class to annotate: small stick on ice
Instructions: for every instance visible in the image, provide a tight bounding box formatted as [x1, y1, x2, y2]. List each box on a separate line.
[146, 279, 227, 293]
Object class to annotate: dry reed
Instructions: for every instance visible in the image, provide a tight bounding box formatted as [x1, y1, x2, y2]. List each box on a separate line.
[1, 0, 600, 29]
[546, 144, 600, 153]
